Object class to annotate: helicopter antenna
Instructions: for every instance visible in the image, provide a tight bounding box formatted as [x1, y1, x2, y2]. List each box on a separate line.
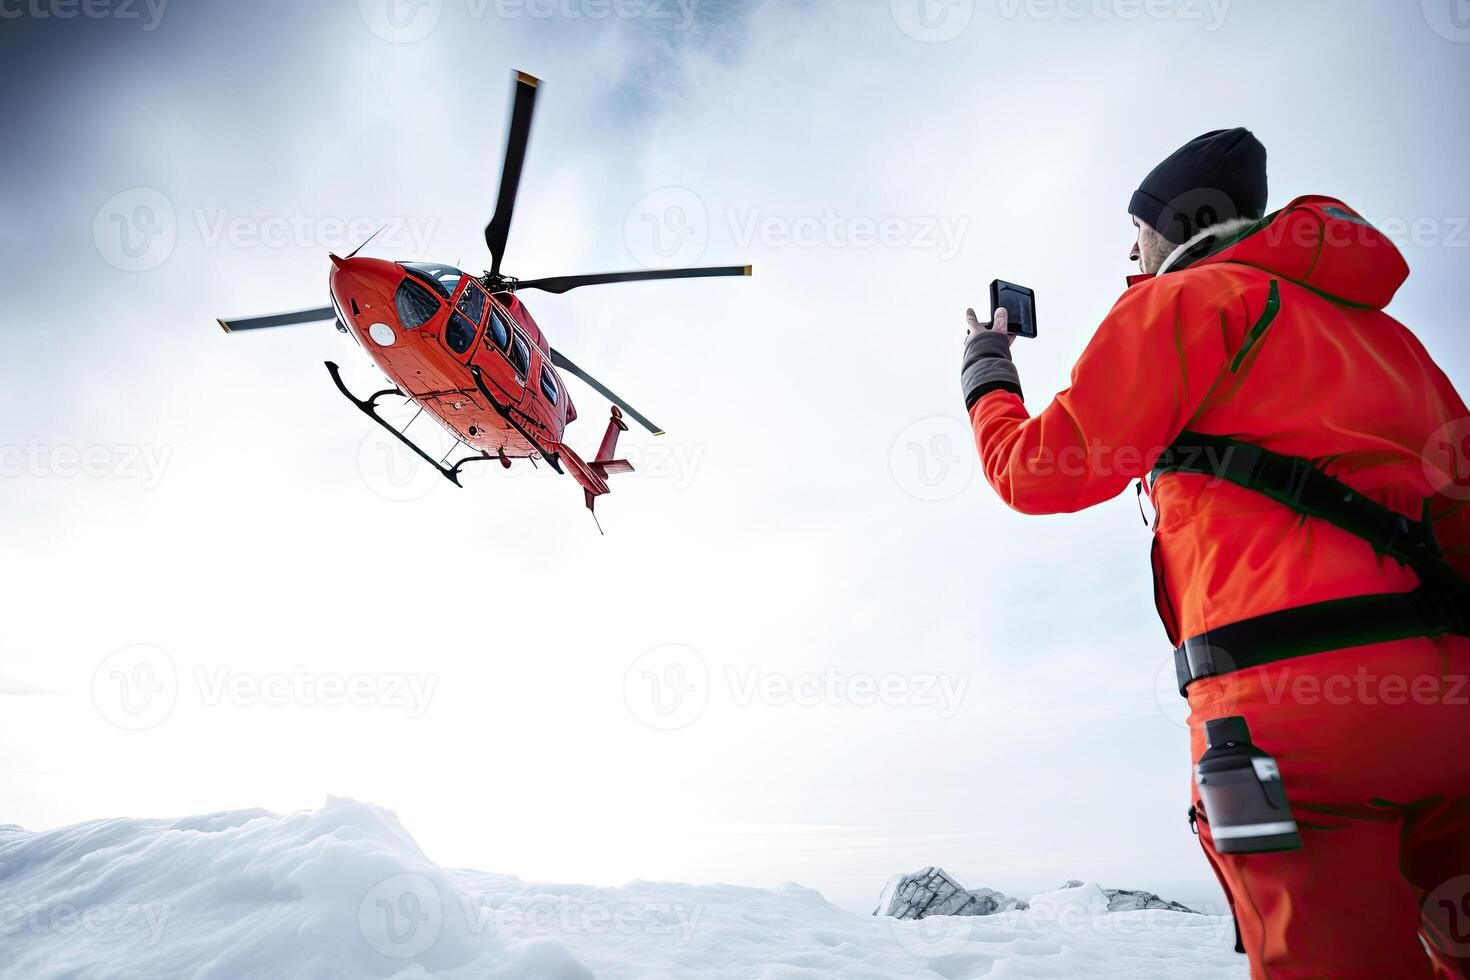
[345, 224, 388, 259]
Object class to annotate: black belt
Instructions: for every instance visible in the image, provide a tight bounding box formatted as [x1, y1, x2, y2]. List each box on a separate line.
[1155, 430, 1470, 697]
[1173, 584, 1467, 696]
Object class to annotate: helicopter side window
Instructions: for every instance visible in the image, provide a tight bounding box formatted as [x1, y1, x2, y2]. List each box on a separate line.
[394, 278, 441, 329]
[510, 331, 531, 379]
[445, 311, 478, 355]
[539, 365, 559, 405]
[486, 311, 510, 350]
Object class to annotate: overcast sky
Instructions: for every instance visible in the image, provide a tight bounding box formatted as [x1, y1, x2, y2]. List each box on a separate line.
[2, 0, 1468, 914]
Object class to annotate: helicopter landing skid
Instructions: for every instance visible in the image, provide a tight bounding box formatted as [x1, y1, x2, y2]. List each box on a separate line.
[325, 360, 495, 488]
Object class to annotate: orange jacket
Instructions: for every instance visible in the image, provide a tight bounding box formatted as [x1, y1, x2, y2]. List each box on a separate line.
[969, 195, 1470, 643]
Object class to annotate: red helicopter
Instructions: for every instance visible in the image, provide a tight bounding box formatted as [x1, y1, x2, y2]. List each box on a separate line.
[218, 71, 749, 524]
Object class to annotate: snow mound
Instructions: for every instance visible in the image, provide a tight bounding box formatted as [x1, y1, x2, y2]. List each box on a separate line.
[1027, 880, 1111, 916]
[456, 871, 1244, 979]
[0, 796, 590, 980]
[1, 799, 1246, 979]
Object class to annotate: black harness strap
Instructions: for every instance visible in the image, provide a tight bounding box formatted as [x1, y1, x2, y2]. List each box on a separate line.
[1153, 431, 1470, 696]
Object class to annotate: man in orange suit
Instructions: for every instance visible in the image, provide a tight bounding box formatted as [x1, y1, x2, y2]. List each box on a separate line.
[962, 128, 1470, 978]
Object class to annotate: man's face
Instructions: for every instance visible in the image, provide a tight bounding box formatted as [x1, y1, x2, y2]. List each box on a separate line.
[1130, 217, 1174, 275]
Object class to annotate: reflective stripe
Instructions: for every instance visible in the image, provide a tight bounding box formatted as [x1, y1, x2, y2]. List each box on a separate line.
[1209, 821, 1299, 840]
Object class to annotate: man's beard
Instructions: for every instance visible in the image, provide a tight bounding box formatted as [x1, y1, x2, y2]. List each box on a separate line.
[1138, 224, 1176, 275]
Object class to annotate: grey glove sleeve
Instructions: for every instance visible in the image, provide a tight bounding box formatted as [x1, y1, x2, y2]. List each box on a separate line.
[961, 329, 1023, 408]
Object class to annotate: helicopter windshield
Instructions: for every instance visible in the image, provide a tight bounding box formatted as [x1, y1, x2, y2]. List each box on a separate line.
[401, 262, 465, 299]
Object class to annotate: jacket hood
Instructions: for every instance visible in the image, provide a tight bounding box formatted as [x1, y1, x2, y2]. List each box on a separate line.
[1156, 195, 1409, 309]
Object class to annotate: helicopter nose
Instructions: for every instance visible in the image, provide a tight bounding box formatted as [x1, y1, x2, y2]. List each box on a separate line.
[329, 255, 400, 324]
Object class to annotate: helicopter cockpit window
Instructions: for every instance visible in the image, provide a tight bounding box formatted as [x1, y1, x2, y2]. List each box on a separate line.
[510, 332, 531, 379]
[401, 262, 464, 300]
[394, 277, 441, 330]
[539, 365, 559, 405]
[486, 311, 510, 350]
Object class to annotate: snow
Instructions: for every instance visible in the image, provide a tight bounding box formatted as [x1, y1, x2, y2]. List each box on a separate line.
[0, 798, 1247, 979]
[1026, 881, 1111, 918]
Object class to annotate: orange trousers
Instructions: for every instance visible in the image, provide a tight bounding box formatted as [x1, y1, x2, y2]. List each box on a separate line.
[1188, 634, 1470, 978]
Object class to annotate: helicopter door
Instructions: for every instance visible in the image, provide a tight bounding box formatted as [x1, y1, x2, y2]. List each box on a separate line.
[446, 279, 488, 364]
[470, 307, 525, 409]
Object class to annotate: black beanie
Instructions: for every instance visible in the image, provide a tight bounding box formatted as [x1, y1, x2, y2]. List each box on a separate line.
[1128, 128, 1268, 244]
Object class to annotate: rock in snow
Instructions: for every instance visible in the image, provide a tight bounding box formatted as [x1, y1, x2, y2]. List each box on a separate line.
[875, 868, 1198, 919]
[0, 799, 1243, 979]
[874, 867, 1029, 918]
[1060, 879, 1200, 914]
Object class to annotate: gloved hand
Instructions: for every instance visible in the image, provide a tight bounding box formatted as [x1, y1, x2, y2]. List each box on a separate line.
[961, 307, 1023, 409]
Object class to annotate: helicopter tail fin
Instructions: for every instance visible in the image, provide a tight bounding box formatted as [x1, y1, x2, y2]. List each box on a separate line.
[588, 406, 633, 484]
[559, 407, 636, 530]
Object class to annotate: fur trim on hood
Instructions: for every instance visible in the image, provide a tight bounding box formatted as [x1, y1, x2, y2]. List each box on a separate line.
[1156, 216, 1261, 276]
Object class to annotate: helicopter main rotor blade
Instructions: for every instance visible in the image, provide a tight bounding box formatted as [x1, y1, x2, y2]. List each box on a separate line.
[549, 348, 663, 436]
[218, 306, 336, 333]
[515, 265, 751, 295]
[484, 71, 540, 278]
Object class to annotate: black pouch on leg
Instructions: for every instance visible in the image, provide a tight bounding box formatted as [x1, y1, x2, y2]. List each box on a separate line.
[1194, 716, 1302, 854]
